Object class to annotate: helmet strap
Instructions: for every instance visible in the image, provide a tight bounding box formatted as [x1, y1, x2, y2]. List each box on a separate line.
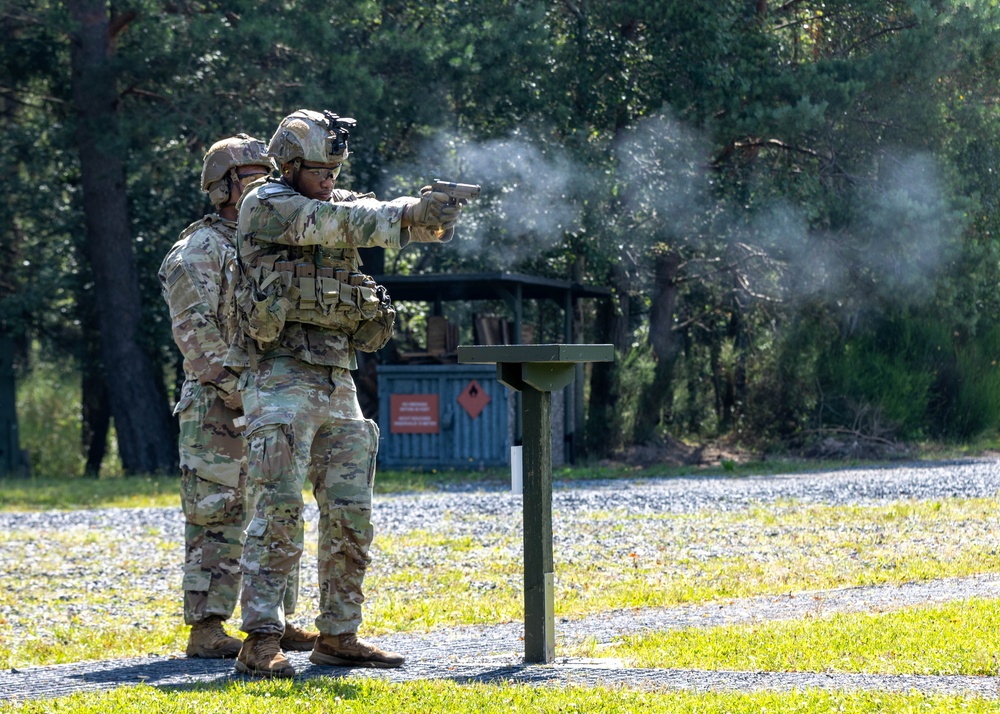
[219, 167, 240, 208]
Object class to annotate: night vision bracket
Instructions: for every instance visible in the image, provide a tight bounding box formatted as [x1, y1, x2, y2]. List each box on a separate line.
[323, 111, 356, 155]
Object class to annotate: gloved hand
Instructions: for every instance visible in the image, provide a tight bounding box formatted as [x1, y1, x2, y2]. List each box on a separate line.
[404, 187, 462, 229]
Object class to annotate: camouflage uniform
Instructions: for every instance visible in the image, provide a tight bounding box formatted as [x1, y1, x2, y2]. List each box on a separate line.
[159, 215, 301, 627]
[226, 109, 460, 676]
[228, 178, 413, 637]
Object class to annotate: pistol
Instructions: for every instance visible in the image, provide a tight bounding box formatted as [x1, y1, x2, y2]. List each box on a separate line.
[432, 179, 481, 205]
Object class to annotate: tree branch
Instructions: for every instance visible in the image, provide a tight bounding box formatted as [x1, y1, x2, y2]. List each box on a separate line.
[120, 86, 170, 102]
[560, 0, 583, 21]
[0, 85, 68, 108]
[841, 22, 917, 56]
[732, 138, 830, 162]
[108, 10, 138, 42]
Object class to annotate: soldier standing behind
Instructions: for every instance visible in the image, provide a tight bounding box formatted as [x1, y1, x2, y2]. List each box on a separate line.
[158, 134, 319, 659]
[227, 109, 461, 678]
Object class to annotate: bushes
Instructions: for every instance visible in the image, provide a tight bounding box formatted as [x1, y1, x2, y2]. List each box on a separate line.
[16, 320, 1000, 474]
[606, 310, 1000, 454]
[816, 318, 942, 441]
[15, 359, 122, 479]
[16, 362, 85, 478]
[751, 312, 1000, 448]
[936, 325, 1000, 439]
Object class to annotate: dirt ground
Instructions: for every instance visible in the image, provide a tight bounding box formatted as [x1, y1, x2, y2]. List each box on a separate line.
[599, 436, 750, 469]
[601, 432, 916, 470]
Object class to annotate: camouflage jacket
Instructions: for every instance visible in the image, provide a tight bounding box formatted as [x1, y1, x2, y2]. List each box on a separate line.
[159, 215, 240, 409]
[225, 177, 418, 370]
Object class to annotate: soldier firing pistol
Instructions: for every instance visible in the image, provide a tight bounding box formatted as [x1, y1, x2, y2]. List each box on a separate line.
[432, 179, 481, 206]
[422, 180, 479, 242]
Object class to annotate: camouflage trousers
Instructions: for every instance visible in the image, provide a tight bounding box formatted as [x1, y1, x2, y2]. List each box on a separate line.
[177, 380, 300, 625]
[237, 356, 378, 637]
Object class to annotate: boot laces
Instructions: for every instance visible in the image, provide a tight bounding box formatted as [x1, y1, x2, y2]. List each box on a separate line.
[205, 618, 228, 638]
[257, 633, 283, 660]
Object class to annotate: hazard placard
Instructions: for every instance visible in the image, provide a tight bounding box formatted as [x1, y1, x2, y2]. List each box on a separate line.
[457, 379, 491, 419]
[390, 394, 440, 433]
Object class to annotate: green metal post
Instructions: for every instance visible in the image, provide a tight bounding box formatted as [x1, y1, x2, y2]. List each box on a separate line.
[458, 344, 614, 664]
[521, 385, 554, 662]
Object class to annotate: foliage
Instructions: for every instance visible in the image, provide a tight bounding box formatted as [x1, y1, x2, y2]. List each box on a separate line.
[817, 316, 943, 440]
[14, 358, 123, 479]
[5, 1, 1000, 465]
[938, 324, 1000, 439]
[15, 362, 85, 479]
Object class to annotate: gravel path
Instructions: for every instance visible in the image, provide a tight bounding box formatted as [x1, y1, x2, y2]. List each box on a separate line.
[3, 458, 1000, 704]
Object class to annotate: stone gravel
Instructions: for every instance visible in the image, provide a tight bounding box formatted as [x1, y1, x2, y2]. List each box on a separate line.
[3, 458, 1000, 703]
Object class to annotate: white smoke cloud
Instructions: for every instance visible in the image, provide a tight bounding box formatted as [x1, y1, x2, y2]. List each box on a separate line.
[392, 129, 591, 268]
[614, 111, 712, 236]
[382, 111, 963, 311]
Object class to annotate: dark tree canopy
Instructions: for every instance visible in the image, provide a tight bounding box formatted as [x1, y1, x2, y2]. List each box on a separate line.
[3, 1, 1000, 473]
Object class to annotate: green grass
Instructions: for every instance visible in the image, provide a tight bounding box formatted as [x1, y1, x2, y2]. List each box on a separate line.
[0, 475, 180, 510]
[358, 497, 1000, 633]
[4, 493, 1000, 666]
[0, 526, 186, 666]
[0, 468, 511, 511]
[587, 597, 1000, 676]
[0, 678, 996, 714]
[4, 471, 1000, 712]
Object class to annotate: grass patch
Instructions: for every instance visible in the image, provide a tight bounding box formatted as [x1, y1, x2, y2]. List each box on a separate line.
[359, 497, 1000, 633]
[4, 474, 1000, 668]
[5, 495, 1000, 665]
[0, 678, 997, 714]
[0, 475, 180, 511]
[585, 597, 1000, 676]
[0, 527, 189, 666]
[3, 474, 1000, 712]
[0, 468, 508, 511]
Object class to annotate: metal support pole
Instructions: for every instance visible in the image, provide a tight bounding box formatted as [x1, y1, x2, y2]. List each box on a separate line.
[521, 385, 554, 663]
[458, 344, 614, 665]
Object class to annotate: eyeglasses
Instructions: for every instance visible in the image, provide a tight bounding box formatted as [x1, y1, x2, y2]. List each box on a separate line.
[300, 164, 342, 182]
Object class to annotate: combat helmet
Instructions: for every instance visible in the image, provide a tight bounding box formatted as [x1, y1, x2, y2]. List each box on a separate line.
[201, 133, 270, 207]
[267, 109, 356, 171]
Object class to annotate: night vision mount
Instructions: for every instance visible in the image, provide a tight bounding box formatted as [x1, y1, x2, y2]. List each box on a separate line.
[323, 111, 356, 156]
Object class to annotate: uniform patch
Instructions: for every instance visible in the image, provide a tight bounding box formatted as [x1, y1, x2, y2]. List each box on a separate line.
[259, 183, 287, 198]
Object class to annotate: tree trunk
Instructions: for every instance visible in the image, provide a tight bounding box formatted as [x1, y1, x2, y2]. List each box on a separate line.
[67, 0, 176, 475]
[81, 358, 110, 477]
[718, 289, 748, 432]
[75, 266, 111, 476]
[633, 248, 681, 444]
[584, 262, 631, 458]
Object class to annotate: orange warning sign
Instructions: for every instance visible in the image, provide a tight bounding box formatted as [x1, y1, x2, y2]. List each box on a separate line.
[457, 379, 491, 419]
[390, 394, 440, 433]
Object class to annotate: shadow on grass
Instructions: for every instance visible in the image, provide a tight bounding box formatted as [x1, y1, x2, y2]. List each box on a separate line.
[58, 655, 556, 699]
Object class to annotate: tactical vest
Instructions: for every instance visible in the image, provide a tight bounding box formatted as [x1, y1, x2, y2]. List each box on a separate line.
[174, 214, 239, 347]
[232, 241, 395, 358]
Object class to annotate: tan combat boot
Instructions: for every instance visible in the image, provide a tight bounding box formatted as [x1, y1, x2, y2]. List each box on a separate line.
[309, 632, 405, 669]
[185, 616, 242, 659]
[280, 622, 320, 652]
[235, 632, 295, 678]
